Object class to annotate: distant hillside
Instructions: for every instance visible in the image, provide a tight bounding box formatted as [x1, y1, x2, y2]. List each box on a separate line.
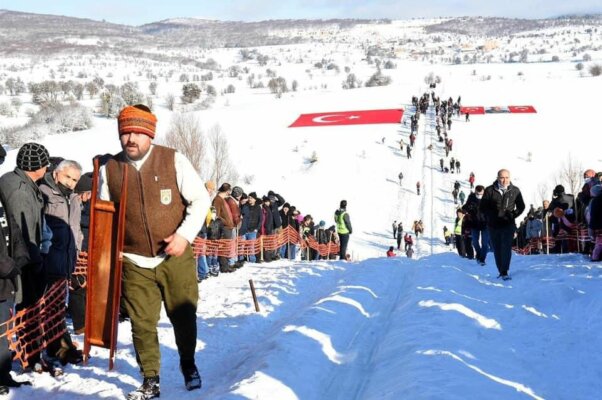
[0, 10, 384, 54]
[0, 9, 141, 54]
[425, 15, 602, 36]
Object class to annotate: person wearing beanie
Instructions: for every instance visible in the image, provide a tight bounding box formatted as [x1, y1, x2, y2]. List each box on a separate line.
[0, 142, 50, 373]
[98, 105, 209, 397]
[315, 220, 329, 260]
[259, 196, 275, 261]
[0, 146, 32, 391]
[239, 191, 261, 264]
[264, 191, 285, 260]
[334, 199, 352, 260]
[118, 104, 157, 139]
[71, 171, 93, 337]
[547, 183, 576, 250]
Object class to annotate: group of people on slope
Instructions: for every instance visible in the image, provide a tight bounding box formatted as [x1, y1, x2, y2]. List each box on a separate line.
[196, 185, 354, 280]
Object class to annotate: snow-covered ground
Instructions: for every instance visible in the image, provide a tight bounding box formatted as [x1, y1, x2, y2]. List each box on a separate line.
[1, 17, 602, 400]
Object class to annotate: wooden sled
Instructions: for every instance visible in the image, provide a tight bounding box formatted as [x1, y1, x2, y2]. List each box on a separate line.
[83, 157, 128, 370]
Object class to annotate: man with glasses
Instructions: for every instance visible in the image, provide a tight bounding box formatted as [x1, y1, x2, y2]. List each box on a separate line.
[479, 169, 525, 280]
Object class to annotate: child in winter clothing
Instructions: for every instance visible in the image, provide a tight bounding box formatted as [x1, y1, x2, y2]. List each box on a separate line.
[206, 207, 224, 275]
[404, 233, 413, 251]
[387, 246, 396, 257]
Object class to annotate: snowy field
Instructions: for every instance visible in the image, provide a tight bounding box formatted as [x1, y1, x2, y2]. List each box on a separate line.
[1, 17, 602, 400]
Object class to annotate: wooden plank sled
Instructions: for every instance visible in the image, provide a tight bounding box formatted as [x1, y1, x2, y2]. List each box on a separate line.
[83, 156, 128, 370]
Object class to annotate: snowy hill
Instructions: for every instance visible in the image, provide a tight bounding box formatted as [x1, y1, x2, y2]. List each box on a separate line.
[0, 11, 602, 400]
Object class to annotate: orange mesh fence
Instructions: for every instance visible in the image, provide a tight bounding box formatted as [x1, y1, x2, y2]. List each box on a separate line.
[299, 234, 340, 257]
[70, 252, 88, 290]
[190, 227, 339, 257]
[0, 279, 68, 369]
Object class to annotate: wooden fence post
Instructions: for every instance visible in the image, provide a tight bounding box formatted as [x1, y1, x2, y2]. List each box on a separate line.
[249, 279, 260, 312]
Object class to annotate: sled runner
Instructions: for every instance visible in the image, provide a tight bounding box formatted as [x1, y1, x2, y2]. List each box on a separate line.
[83, 157, 128, 370]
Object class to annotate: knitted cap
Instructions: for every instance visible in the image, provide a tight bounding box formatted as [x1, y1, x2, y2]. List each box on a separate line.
[16, 142, 50, 172]
[75, 172, 93, 193]
[118, 104, 157, 138]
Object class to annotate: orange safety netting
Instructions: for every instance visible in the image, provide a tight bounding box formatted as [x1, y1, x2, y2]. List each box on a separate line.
[0, 279, 68, 369]
[0, 226, 339, 369]
[190, 226, 339, 258]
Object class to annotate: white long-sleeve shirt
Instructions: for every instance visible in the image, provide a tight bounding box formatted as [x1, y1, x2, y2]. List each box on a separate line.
[99, 145, 210, 268]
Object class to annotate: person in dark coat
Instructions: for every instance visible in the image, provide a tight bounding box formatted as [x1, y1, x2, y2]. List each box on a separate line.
[479, 169, 525, 279]
[39, 160, 85, 365]
[0, 142, 49, 370]
[206, 207, 224, 275]
[315, 221, 329, 260]
[547, 185, 576, 253]
[241, 193, 261, 263]
[0, 150, 32, 392]
[396, 222, 404, 250]
[462, 185, 489, 265]
[281, 203, 299, 260]
[259, 196, 275, 261]
[278, 202, 291, 259]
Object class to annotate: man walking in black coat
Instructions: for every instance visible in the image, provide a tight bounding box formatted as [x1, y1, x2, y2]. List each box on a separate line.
[479, 169, 525, 280]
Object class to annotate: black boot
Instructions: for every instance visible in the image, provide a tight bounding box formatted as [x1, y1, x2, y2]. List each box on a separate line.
[127, 376, 160, 400]
[180, 361, 202, 391]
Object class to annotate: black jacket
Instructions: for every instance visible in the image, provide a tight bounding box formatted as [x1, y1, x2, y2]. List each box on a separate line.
[479, 181, 525, 229]
[207, 218, 224, 241]
[462, 192, 487, 230]
[240, 203, 261, 235]
[589, 196, 602, 230]
[0, 199, 30, 302]
[269, 193, 285, 229]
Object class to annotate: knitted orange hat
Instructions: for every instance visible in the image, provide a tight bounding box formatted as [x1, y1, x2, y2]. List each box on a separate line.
[118, 104, 157, 138]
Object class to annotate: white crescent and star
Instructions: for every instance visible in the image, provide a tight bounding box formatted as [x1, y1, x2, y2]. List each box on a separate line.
[312, 114, 361, 123]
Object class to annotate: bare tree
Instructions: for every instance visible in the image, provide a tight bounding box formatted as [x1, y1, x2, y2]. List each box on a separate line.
[558, 154, 582, 196]
[165, 93, 176, 111]
[208, 124, 236, 186]
[163, 113, 206, 173]
[536, 181, 550, 205]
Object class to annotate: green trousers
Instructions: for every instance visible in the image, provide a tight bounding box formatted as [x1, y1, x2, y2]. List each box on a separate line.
[122, 246, 199, 377]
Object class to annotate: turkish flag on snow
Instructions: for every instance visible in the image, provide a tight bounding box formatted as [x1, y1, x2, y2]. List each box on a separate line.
[460, 106, 485, 115]
[289, 109, 403, 128]
[508, 105, 537, 113]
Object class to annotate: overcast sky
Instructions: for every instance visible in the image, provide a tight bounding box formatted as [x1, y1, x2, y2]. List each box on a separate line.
[2, 0, 601, 25]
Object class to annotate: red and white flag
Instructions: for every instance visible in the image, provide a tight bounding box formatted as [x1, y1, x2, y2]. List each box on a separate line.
[460, 106, 485, 115]
[289, 109, 404, 128]
[508, 105, 537, 113]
